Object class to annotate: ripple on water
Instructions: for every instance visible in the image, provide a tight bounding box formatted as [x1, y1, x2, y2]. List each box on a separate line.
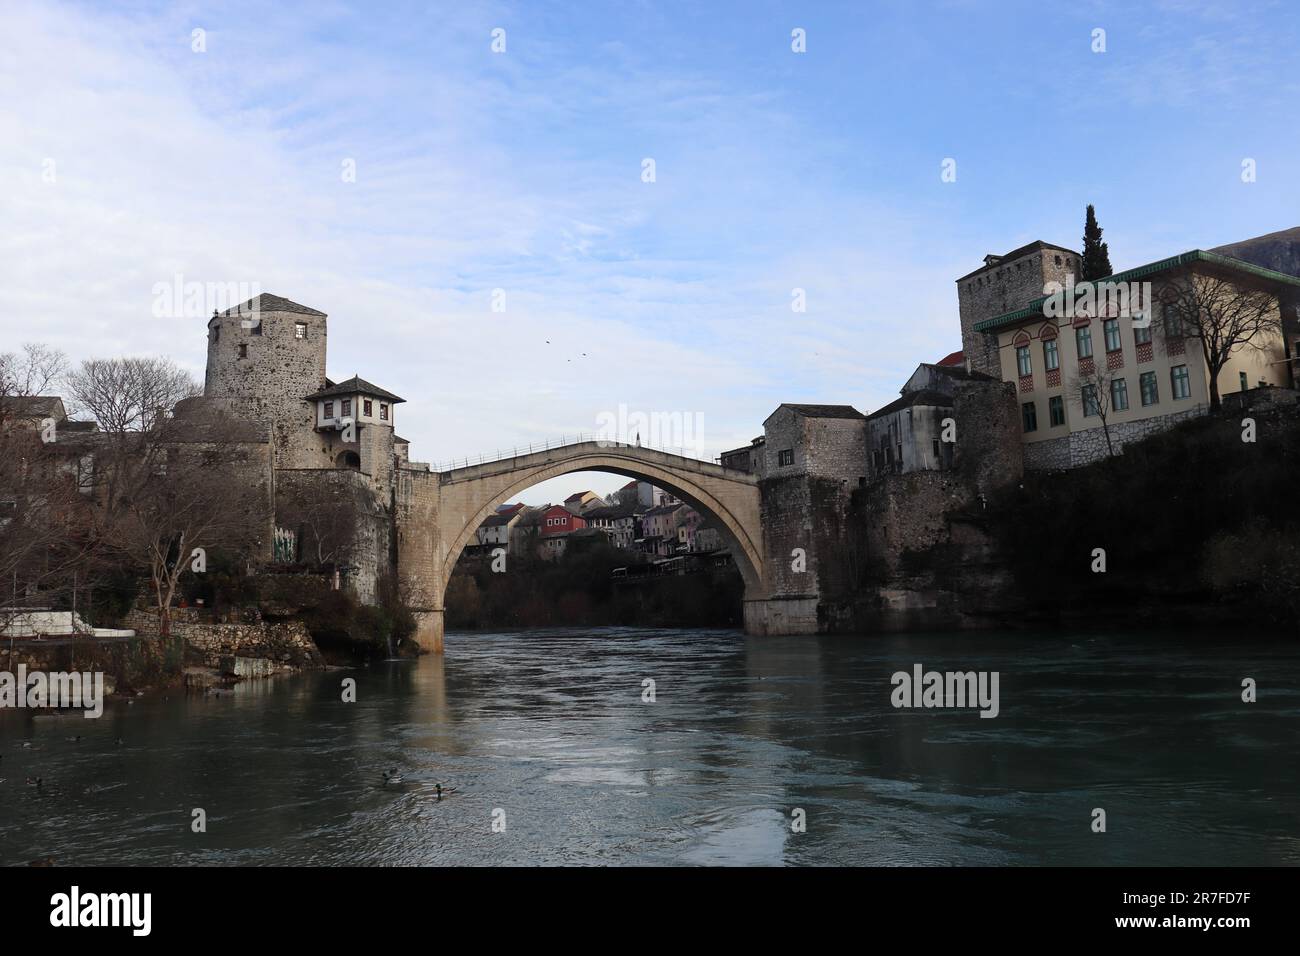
[1, 627, 1298, 865]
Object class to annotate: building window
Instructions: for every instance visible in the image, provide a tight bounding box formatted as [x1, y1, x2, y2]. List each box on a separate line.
[1140, 371, 1159, 406]
[1082, 384, 1100, 417]
[341, 399, 352, 417]
[364, 399, 373, 417]
[1171, 365, 1191, 400]
[1049, 395, 1065, 426]
[1016, 345, 1032, 376]
[294, 322, 308, 339]
[778, 449, 794, 467]
[379, 403, 388, 421]
[932, 438, 941, 460]
[1021, 401, 1038, 433]
[212, 326, 220, 343]
[1076, 325, 1093, 359]
[1110, 377, 1129, 412]
[324, 401, 334, 418]
[251, 321, 263, 336]
[1239, 371, 1248, 392]
[238, 344, 247, 359]
[1103, 318, 1121, 352]
[1043, 337, 1059, 371]
[1134, 321, 1152, 346]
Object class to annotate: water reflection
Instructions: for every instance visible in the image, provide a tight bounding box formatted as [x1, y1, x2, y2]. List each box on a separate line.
[1, 627, 1297, 866]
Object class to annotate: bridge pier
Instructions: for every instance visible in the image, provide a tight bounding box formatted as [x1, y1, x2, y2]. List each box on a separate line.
[743, 595, 819, 636]
[412, 608, 445, 654]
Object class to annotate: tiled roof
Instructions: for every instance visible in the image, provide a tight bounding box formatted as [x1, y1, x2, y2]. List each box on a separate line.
[936, 350, 964, 367]
[867, 389, 952, 420]
[0, 396, 65, 419]
[917, 362, 997, 382]
[304, 375, 405, 403]
[220, 293, 326, 317]
[956, 240, 1078, 282]
[767, 403, 866, 422]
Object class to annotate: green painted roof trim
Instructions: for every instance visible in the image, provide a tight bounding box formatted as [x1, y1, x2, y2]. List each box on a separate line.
[973, 250, 1300, 333]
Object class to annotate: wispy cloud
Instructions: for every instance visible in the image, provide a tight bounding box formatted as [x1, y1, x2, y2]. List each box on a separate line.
[3, 0, 1298, 500]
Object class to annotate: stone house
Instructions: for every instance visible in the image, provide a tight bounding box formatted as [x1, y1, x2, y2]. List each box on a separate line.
[719, 435, 765, 473]
[583, 503, 639, 549]
[970, 249, 1300, 469]
[865, 363, 1000, 480]
[476, 509, 522, 552]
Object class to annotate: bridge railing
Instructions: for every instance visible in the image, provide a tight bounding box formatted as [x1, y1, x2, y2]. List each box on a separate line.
[432, 434, 720, 473]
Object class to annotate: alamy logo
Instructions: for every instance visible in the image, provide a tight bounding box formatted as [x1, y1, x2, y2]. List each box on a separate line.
[151, 274, 262, 320]
[50, 886, 151, 936]
[595, 403, 704, 454]
[890, 664, 1000, 718]
[0, 667, 104, 718]
[1042, 276, 1153, 324]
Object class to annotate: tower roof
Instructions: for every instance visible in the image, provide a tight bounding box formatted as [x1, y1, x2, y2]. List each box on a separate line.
[304, 375, 405, 404]
[220, 293, 327, 317]
[764, 403, 866, 424]
[956, 241, 1078, 282]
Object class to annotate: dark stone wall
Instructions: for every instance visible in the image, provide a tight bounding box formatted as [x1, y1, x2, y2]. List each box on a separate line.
[958, 247, 1079, 377]
[204, 308, 330, 469]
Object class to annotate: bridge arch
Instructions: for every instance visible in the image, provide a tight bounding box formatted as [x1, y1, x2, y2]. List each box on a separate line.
[398, 442, 768, 651]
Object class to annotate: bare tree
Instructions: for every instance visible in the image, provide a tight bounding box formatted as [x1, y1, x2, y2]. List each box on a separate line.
[0, 346, 90, 628]
[1069, 363, 1121, 458]
[0, 343, 69, 398]
[65, 357, 201, 528]
[64, 358, 262, 639]
[277, 481, 359, 572]
[0, 419, 98, 627]
[65, 356, 200, 434]
[1157, 271, 1281, 410]
[107, 422, 262, 639]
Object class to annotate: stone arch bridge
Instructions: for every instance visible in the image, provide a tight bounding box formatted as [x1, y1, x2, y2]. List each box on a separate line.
[395, 441, 778, 652]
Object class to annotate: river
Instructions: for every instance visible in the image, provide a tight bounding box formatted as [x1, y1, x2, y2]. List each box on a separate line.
[2, 627, 1297, 866]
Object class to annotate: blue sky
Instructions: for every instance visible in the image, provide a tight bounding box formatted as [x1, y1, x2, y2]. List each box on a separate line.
[3, 0, 1298, 502]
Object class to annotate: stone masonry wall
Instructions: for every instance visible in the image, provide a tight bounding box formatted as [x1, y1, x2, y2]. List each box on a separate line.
[1023, 405, 1206, 470]
[951, 380, 1024, 496]
[275, 468, 392, 604]
[394, 466, 443, 651]
[204, 307, 330, 470]
[958, 246, 1078, 377]
[125, 609, 324, 670]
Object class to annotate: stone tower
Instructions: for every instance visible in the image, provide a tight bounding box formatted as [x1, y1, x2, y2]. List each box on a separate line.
[204, 293, 330, 469]
[956, 241, 1080, 377]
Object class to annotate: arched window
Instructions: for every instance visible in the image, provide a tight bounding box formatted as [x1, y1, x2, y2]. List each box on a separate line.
[1040, 326, 1060, 372]
[336, 451, 361, 470]
[1013, 332, 1032, 377]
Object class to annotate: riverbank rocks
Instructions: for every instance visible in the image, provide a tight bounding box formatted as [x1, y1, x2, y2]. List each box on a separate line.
[125, 610, 325, 673]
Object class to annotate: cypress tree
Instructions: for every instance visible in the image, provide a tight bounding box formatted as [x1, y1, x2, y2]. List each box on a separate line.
[1081, 204, 1113, 280]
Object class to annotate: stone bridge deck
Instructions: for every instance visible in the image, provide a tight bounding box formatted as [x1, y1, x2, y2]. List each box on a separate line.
[437, 440, 757, 486]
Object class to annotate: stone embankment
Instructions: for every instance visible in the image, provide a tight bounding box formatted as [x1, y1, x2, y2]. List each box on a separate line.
[124, 608, 325, 689]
